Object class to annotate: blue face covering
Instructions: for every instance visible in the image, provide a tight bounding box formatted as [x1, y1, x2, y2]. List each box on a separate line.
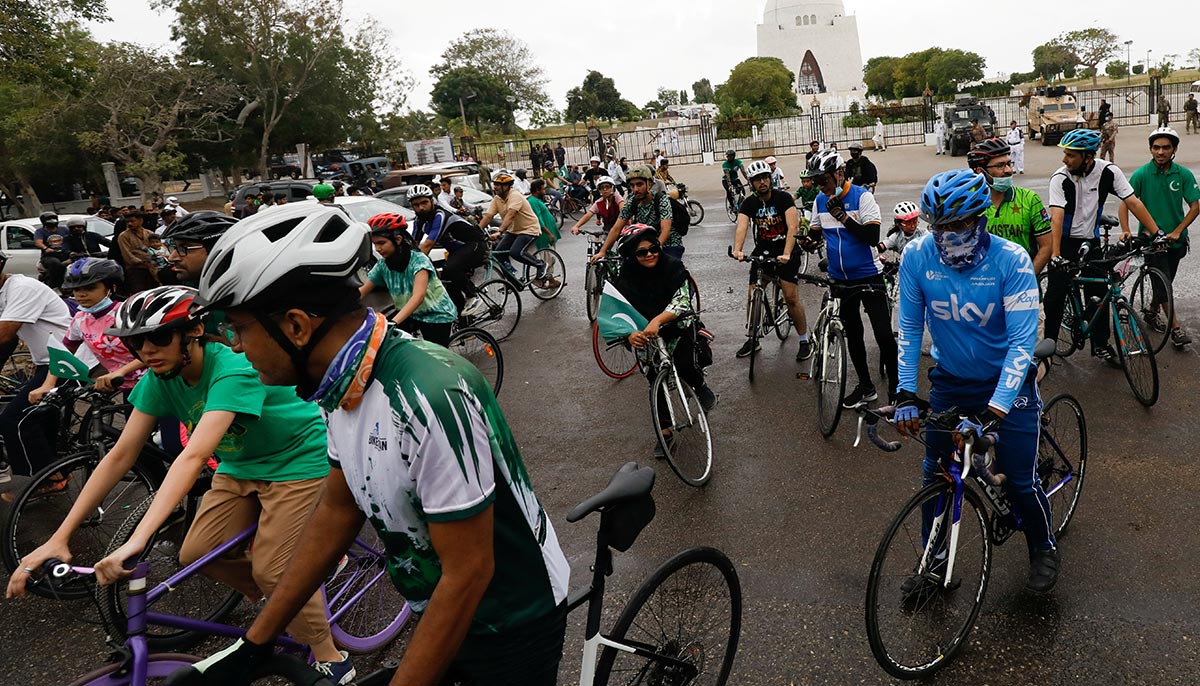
[932, 217, 991, 270]
[81, 296, 114, 314]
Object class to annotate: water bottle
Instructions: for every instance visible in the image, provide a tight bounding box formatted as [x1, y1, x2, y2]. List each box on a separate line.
[971, 448, 1006, 488]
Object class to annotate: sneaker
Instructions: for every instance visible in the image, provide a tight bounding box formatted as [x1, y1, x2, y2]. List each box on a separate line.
[539, 275, 562, 289]
[735, 338, 761, 358]
[0, 462, 10, 484]
[1143, 309, 1167, 333]
[1026, 548, 1060, 594]
[795, 338, 813, 361]
[313, 651, 356, 685]
[1093, 345, 1121, 368]
[1171, 327, 1192, 347]
[461, 297, 487, 318]
[698, 386, 719, 413]
[841, 384, 878, 409]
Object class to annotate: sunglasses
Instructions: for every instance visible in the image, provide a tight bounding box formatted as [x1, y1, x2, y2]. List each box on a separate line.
[120, 328, 178, 351]
[634, 245, 661, 258]
[166, 241, 205, 255]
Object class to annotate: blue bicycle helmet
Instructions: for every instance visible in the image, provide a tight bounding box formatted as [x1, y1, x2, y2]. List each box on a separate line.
[920, 170, 991, 226]
[1058, 128, 1101, 152]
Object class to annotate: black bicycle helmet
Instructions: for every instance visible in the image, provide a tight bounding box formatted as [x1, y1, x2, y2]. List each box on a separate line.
[62, 258, 123, 290]
[161, 210, 238, 250]
[966, 138, 1011, 170]
[725, 149, 737, 158]
[39, 211, 59, 225]
[806, 149, 845, 176]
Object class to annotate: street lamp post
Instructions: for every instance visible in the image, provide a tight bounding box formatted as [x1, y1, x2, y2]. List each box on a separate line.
[1124, 40, 1133, 86]
[1147, 49, 1153, 74]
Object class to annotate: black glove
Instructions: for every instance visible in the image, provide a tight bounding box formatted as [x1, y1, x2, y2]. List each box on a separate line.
[167, 637, 273, 686]
[826, 196, 847, 222]
[1048, 255, 1068, 272]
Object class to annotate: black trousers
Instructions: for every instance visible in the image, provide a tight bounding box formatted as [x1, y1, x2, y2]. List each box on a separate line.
[836, 274, 897, 395]
[1043, 236, 1110, 352]
[442, 242, 487, 310]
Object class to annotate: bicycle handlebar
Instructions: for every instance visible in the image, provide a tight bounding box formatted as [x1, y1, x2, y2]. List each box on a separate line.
[852, 405, 996, 454]
[726, 245, 781, 265]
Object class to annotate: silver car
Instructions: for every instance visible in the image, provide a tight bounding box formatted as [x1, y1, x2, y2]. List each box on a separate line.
[0, 215, 115, 278]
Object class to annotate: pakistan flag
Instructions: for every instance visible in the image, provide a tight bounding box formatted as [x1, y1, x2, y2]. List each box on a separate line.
[596, 282, 648, 342]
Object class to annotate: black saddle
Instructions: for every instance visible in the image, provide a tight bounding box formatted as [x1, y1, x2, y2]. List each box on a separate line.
[567, 462, 656, 552]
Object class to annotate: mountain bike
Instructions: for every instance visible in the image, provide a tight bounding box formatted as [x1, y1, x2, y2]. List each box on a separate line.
[481, 235, 567, 302]
[724, 182, 745, 224]
[637, 336, 714, 487]
[727, 247, 792, 382]
[206, 462, 743, 686]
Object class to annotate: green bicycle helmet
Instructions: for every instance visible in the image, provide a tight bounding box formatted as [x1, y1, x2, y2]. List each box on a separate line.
[312, 183, 336, 200]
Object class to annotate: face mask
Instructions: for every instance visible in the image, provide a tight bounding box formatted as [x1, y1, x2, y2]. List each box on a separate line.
[989, 175, 1013, 193]
[81, 296, 113, 314]
[932, 217, 991, 270]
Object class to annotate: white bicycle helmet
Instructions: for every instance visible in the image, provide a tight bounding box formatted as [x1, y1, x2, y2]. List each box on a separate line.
[406, 184, 434, 200]
[806, 149, 845, 175]
[595, 175, 615, 188]
[894, 201, 920, 221]
[1148, 126, 1180, 147]
[764, 156, 778, 165]
[746, 160, 772, 179]
[590, 156, 602, 164]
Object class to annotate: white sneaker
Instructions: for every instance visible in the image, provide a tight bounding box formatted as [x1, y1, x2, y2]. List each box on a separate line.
[0, 463, 10, 484]
[461, 297, 487, 318]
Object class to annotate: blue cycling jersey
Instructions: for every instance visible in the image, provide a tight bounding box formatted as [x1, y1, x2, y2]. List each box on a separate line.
[811, 183, 883, 281]
[896, 233, 1040, 414]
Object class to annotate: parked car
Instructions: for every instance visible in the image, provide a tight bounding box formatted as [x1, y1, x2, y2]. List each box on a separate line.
[268, 153, 305, 179]
[0, 215, 114, 277]
[375, 184, 501, 228]
[320, 156, 391, 186]
[231, 180, 317, 214]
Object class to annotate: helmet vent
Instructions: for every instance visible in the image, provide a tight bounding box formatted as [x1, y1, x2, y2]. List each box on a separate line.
[315, 214, 350, 243]
[262, 217, 304, 243]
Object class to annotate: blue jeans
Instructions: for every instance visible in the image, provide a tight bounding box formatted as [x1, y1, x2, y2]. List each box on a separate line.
[921, 366, 1056, 553]
[494, 232, 545, 277]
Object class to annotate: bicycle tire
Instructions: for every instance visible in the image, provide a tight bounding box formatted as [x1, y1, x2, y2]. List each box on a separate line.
[796, 248, 811, 276]
[66, 652, 199, 686]
[772, 280, 791, 342]
[687, 199, 705, 225]
[1128, 266, 1173, 354]
[1113, 300, 1159, 406]
[328, 524, 412, 654]
[814, 323, 847, 438]
[1039, 393, 1088, 539]
[747, 288, 763, 383]
[687, 274, 701, 314]
[1039, 273, 1080, 358]
[650, 368, 713, 487]
[0, 350, 34, 394]
[594, 546, 741, 686]
[100, 495, 243, 651]
[523, 248, 567, 300]
[473, 278, 522, 341]
[725, 197, 738, 224]
[1, 449, 158, 600]
[585, 262, 602, 321]
[592, 322, 637, 379]
[161, 654, 332, 686]
[865, 481, 992, 680]
[448, 327, 503, 397]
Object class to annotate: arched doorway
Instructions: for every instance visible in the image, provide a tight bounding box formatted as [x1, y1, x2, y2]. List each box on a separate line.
[798, 49, 825, 94]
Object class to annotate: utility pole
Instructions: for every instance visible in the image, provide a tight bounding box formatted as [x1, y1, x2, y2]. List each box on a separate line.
[1124, 40, 1133, 86]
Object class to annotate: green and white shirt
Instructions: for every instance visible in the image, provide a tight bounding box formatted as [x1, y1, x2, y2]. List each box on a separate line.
[367, 253, 459, 324]
[319, 331, 568, 633]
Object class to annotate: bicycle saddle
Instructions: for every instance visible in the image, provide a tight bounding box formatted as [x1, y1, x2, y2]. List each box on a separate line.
[1098, 214, 1119, 227]
[1034, 338, 1056, 361]
[567, 462, 655, 523]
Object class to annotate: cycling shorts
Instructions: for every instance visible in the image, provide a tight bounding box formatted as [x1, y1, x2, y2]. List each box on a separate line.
[748, 244, 801, 285]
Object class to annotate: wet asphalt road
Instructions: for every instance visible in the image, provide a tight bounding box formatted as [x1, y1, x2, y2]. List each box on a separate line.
[3, 141, 1200, 685]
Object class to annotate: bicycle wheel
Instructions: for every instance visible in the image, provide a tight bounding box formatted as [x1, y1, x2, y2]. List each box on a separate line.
[1038, 273, 1079, 358]
[474, 278, 522, 341]
[796, 249, 811, 277]
[585, 262, 603, 321]
[2, 449, 158, 600]
[448, 327, 503, 397]
[0, 349, 34, 394]
[594, 546, 741, 686]
[593, 322, 637, 379]
[865, 481, 992, 680]
[1113, 300, 1159, 406]
[328, 523, 412, 654]
[687, 274, 701, 314]
[101, 495, 242, 651]
[771, 280, 791, 342]
[66, 653, 200, 686]
[814, 322, 847, 438]
[1128, 266, 1173, 354]
[747, 289, 763, 383]
[1039, 393, 1087, 539]
[523, 248, 566, 300]
[725, 197, 738, 224]
[650, 367, 713, 487]
[687, 199, 705, 225]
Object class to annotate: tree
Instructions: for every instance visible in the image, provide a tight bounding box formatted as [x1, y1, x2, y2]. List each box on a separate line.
[431, 67, 513, 135]
[714, 57, 797, 117]
[1033, 41, 1077, 81]
[432, 28, 552, 125]
[862, 49, 985, 99]
[656, 87, 680, 108]
[924, 49, 986, 94]
[692, 78, 715, 103]
[1189, 48, 1200, 70]
[680, 89, 689, 105]
[1105, 60, 1128, 80]
[563, 71, 628, 122]
[1057, 28, 1118, 86]
[0, 0, 107, 84]
[75, 42, 237, 200]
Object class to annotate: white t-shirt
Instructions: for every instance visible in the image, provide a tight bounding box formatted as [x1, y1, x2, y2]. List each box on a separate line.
[0, 275, 70, 365]
[1006, 128, 1024, 145]
[1048, 159, 1135, 239]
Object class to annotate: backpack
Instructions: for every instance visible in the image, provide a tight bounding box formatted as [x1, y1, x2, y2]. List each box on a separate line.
[630, 191, 691, 237]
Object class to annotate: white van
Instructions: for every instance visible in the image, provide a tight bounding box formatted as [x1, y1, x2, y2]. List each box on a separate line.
[1190, 80, 1200, 95]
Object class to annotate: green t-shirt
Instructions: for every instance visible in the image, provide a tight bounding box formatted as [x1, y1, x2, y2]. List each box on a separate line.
[1129, 161, 1200, 246]
[368, 252, 458, 324]
[527, 195, 560, 250]
[128, 343, 329, 482]
[981, 186, 1051, 254]
[722, 159, 744, 181]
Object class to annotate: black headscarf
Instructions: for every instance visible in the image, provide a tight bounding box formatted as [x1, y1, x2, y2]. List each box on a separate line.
[613, 230, 689, 321]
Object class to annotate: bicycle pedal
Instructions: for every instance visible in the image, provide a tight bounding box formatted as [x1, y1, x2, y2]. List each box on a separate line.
[796, 371, 811, 380]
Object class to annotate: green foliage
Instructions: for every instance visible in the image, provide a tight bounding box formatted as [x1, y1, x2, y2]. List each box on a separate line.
[1133, 64, 1145, 75]
[0, 0, 107, 84]
[431, 67, 514, 133]
[1057, 28, 1118, 85]
[432, 28, 551, 125]
[691, 78, 715, 103]
[657, 87, 680, 108]
[962, 80, 1014, 98]
[1033, 41, 1077, 81]
[1105, 60, 1129, 79]
[715, 57, 797, 117]
[679, 89, 689, 105]
[841, 103, 923, 128]
[863, 48, 986, 99]
[1190, 49, 1200, 70]
[564, 71, 629, 122]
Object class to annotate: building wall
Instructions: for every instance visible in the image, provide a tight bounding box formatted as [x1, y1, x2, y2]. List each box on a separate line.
[756, 0, 865, 95]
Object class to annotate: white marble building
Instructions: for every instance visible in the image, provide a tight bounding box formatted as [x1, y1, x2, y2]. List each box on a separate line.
[756, 0, 866, 97]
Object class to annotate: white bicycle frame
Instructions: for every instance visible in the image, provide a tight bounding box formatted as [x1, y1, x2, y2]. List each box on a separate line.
[916, 437, 980, 588]
[645, 338, 699, 434]
[809, 290, 843, 380]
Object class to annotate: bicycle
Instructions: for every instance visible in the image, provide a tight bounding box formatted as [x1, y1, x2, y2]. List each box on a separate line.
[0, 345, 34, 394]
[380, 306, 504, 397]
[727, 247, 792, 382]
[581, 229, 624, 322]
[480, 234, 567, 302]
[35, 511, 410, 685]
[858, 343, 1086, 679]
[1118, 235, 1175, 355]
[673, 182, 705, 226]
[636, 336, 713, 487]
[1047, 241, 1159, 406]
[724, 182, 746, 224]
[220, 462, 743, 686]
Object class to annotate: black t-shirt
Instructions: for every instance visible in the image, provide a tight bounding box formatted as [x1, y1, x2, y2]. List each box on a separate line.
[738, 190, 796, 247]
[582, 166, 607, 187]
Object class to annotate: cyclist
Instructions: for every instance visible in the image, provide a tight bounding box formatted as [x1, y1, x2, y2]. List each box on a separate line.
[583, 155, 608, 198]
[878, 201, 927, 259]
[479, 169, 558, 289]
[569, 176, 624, 234]
[765, 156, 788, 190]
[7, 285, 353, 682]
[183, 203, 569, 686]
[595, 164, 680, 261]
[539, 160, 565, 207]
[806, 149, 898, 406]
[968, 138, 1053, 274]
[1043, 128, 1163, 366]
[655, 158, 676, 185]
[845, 142, 878, 192]
[407, 184, 489, 317]
[1119, 126, 1200, 347]
[359, 213, 458, 346]
[527, 179, 561, 250]
[894, 169, 1059, 594]
[733, 160, 811, 361]
[162, 211, 238, 286]
[794, 168, 819, 219]
[722, 149, 747, 209]
[312, 183, 336, 205]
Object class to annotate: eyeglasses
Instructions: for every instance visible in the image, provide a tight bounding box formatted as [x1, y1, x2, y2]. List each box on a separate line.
[634, 245, 661, 258]
[166, 241, 205, 256]
[985, 160, 1015, 171]
[938, 217, 979, 231]
[120, 328, 178, 351]
[216, 318, 258, 346]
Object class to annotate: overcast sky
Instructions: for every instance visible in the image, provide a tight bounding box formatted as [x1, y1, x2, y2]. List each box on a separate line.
[93, 0, 1195, 112]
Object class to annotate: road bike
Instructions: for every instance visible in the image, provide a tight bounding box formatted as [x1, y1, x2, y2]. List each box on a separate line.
[191, 462, 742, 686]
[727, 247, 792, 382]
[636, 336, 714, 487]
[723, 182, 745, 224]
[858, 340, 1087, 679]
[380, 306, 504, 397]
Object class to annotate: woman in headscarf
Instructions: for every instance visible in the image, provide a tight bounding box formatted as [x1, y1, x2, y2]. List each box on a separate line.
[612, 225, 718, 457]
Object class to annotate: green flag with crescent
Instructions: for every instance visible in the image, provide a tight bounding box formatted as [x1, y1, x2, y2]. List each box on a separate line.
[46, 335, 91, 381]
[596, 281, 648, 343]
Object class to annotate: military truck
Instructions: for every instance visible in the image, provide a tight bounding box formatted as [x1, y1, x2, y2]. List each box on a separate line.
[941, 96, 994, 156]
[1028, 85, 1085, 146]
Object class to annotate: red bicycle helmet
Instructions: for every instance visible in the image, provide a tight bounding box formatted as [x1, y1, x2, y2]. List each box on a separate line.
[366, 213, 410, 237]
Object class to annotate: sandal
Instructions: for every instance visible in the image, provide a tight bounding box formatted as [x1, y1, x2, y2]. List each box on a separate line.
[1, 474, 70, 503]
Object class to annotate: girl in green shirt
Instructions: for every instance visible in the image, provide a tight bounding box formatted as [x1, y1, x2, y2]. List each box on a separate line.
[360, 213, 459, 346]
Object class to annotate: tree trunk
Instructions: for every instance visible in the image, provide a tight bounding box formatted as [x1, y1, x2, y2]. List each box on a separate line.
[137, 170, 163, 207]
[231, 166, 244, 187]
[14, 171, 43, 217]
